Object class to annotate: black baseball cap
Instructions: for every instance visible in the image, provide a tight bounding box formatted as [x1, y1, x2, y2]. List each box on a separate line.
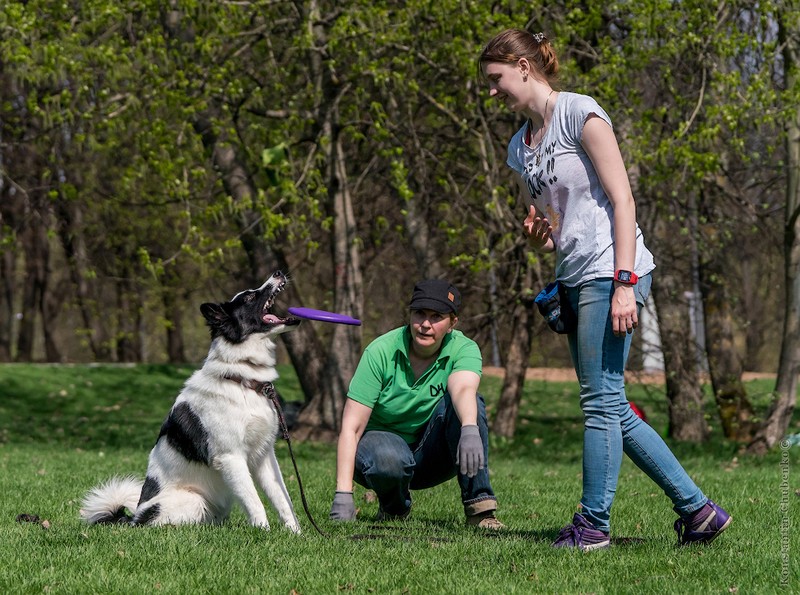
[409, 279, 461, 314]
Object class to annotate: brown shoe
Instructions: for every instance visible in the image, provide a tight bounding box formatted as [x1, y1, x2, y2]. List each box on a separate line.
[376, 505, 411, 521]
[466, 511, 506, 530]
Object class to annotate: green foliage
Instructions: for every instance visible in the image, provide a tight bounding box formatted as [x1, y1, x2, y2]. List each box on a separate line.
[0, 0, 791, 372]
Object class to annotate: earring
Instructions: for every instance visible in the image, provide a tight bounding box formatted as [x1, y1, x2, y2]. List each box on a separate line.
[523, 73, 528, 81]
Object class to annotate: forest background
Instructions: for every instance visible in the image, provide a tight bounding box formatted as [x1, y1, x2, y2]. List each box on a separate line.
[1, 0, 799, 454]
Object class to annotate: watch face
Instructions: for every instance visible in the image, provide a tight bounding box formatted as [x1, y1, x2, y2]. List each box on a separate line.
[617, 270, 632, 283]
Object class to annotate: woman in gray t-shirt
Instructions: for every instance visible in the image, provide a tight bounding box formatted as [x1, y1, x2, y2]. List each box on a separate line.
[479, 28, 731, 550]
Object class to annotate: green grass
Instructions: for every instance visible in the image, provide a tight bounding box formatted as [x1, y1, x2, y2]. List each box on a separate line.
[0, 363, 798, 593]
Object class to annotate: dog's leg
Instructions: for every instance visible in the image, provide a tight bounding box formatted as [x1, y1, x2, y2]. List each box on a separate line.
[215, 454, 270, 528]
[255, 452, 301, 534]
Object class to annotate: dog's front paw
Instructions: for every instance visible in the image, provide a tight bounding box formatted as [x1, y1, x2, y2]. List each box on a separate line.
[285, 520, 301, 534]
[251, 518, 271, 530]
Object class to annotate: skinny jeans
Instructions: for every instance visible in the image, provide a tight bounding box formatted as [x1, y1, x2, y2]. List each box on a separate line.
[563, 274, 707, 533]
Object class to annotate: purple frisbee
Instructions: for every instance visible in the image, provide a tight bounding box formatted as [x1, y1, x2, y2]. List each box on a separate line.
[288, 307, 362, 326]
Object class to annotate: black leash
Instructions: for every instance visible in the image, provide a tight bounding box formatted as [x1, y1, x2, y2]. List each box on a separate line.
[223, 374, 328, 537]
[260, 383, 329, 538]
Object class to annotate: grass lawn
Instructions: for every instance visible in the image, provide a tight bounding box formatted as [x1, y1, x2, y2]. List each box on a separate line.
[0, 363, 797, 594]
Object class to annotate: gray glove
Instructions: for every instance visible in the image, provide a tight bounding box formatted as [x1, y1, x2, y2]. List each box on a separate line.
[456, 424, 485, 478]
[329, 490, 356, 521]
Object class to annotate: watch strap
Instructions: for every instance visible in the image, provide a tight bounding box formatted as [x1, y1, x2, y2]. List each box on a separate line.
[614, 269, 638, 285]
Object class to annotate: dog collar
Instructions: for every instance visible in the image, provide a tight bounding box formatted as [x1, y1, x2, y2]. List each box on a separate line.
[223, 373, 271, 393]
[222, 374, 290, 439]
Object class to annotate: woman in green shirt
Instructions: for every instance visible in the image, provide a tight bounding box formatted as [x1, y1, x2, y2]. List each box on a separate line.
[329, 279, 503, 529]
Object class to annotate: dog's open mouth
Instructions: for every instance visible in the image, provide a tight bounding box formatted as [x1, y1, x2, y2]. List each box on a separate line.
[261, 282, 300, 326]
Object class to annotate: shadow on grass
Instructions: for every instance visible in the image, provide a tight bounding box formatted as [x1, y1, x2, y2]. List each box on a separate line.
[337, 521, 650, 547]
[342, 518, 559, 544]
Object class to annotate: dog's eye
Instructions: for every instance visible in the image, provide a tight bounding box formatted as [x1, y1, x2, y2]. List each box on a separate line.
[244, 293, 256, 303]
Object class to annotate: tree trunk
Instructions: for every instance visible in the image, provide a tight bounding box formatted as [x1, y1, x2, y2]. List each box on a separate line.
[16, 191, 50, 362]
[0, 247, 13, 361]
[492, 254, 537, 438]
[55, 199, 112, 360]
[635, 184, 710, 443]
[748, 14, 800, 454]
[289, 0, 364, 442]
[699, 220, 756, 442]
[0, 187, 20, 362]
[115, 275, 143, 363]
[163, 283, 186, 364]
[294, 131, 363, 441]
[651, 275, 710, 442]
[42, 276, 64, 362]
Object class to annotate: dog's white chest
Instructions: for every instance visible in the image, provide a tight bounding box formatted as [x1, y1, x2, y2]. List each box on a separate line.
[239, 398, 280, 449]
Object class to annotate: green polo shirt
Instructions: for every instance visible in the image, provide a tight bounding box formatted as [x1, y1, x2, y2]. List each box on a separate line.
[347, 326, 482, 443]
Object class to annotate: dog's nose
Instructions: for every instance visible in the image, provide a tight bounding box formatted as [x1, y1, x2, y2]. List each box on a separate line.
[273, 270, 283, 278]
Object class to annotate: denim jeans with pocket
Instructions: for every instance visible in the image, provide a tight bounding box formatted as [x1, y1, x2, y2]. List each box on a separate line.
[353, 392, 497, 518]
[563, 274, 707, 533]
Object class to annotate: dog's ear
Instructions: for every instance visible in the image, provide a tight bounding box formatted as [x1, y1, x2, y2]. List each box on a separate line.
[200, 302, 228, 328]
[200, 301, 246, 343]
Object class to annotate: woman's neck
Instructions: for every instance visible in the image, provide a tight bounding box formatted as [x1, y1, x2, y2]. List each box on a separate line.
[408, 347, 437, 379]
[525, 89, 556, 126]
[525, 89, 557, 145]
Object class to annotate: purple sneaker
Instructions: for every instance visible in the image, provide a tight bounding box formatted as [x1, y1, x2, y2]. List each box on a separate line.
[552, 513, 611, 551]
[674, 500, 731, 545]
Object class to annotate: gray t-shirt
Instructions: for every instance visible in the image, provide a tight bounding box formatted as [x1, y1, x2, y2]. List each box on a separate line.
[506, 92, 655, 286]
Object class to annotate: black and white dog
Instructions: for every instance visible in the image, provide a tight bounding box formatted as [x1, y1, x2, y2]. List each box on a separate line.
[80, 271, 302, 533]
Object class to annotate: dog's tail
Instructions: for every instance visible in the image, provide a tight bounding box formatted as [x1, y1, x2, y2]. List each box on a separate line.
[80, 476, 143, 525]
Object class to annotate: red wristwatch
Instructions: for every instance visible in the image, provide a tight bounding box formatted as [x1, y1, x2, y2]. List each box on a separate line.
[614, 269, 638, 285]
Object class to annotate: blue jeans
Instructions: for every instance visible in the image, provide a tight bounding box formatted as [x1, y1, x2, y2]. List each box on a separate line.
[353, 393, 497, 517]
[563, 274, 707, 533]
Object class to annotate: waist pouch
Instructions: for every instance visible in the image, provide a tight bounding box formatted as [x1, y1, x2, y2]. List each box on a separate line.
[534, 281, 577, 334]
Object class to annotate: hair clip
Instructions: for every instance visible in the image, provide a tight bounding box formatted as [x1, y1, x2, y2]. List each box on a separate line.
[532, 32, 546, 43]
